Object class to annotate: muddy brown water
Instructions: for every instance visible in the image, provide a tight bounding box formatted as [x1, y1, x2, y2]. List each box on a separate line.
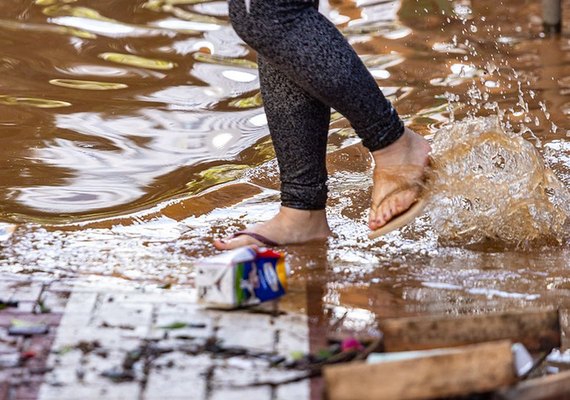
[1, 0, 570, 349]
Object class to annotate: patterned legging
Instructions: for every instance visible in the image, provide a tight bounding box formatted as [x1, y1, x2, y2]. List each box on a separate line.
[229, 0, 404, 209]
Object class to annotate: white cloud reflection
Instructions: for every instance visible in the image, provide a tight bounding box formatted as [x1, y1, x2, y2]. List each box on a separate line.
[16, 109, 268, 213]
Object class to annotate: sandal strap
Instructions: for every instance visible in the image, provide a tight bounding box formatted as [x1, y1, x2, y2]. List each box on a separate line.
[232, 231, 279, 247]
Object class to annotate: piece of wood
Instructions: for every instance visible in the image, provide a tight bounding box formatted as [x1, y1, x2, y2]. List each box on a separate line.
[495, 369, 570, 400]
[381, 309, 560, 352]
[324, 340, 516, 400]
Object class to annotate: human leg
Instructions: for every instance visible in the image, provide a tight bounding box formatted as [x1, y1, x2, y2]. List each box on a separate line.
[214, 55, 332, 249]
[226, 0, 430, 240]
[258, 56, 331, 211]
[228, 0, 404, 151]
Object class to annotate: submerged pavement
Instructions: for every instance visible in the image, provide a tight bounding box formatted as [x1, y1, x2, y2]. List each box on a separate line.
[1, 275, 311, 400]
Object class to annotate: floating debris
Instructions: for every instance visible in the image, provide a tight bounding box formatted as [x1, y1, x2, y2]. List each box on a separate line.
[0, 95, 71, 108]
[340, 337, 364, 353]
[545, 348, 570, 373]
[0, 300, 19, 310]
[159, 321, 207, 330]
[99, 52, 176, 70]
[512, 342, 534, 377]
[75, 340, 102, 354]
[8, 320, 49, 336]
[196, 246, 289, 308]
[101, 367, 135, 382]
[49, 79, 128, 90]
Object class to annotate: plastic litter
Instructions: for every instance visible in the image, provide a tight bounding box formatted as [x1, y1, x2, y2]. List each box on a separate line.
[512, 342, 533, 377]
[341, 337, 364, 352]
[8, 321, 49, 336]
[0, 300, 19, 309]
[545, 348, 570, 374]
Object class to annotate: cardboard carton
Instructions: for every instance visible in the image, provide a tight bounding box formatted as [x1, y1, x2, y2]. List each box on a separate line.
[196, 247, 288, 308]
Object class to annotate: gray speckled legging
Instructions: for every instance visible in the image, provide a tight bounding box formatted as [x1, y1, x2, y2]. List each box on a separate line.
[229, 0, 404, 210]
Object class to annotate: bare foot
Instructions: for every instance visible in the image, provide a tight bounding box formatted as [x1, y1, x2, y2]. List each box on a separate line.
[214, 207, 332, 250]
[369, 128, 431, 231]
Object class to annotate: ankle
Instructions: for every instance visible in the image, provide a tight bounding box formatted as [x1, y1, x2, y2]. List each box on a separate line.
[372, 129, 412, 160]
[279, 207, 326, 220]
[371, 129, 431, 166]
[277, 207, 328, 229]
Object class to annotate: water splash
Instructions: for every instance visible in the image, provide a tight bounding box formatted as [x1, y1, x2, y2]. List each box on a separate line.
[428, 116, 570, 246]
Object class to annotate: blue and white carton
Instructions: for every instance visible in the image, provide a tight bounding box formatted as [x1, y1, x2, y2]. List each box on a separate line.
[196, 246, 289, 308]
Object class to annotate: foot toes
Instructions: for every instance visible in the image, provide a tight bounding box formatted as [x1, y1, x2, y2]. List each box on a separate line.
[213, 234, 262, 250]
[369, 212, 382, 230]
[369, 188, 420, 231]
[390, 196, 402, 218]
[369, 205, 381, 229]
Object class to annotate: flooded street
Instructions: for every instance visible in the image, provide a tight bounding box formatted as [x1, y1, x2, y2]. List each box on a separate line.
[1, 0, 570, 397]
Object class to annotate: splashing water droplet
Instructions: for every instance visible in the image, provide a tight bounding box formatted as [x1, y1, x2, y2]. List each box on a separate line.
[428, 117, 570, 246]
[485, 61, 497, 75]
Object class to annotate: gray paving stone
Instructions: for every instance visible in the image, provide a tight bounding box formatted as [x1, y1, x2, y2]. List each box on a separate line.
[59, 291, 98, 317]
[212, 362, 308, 388]
[40, 380, 141, 400]
[54, 324, 143, 350]
[41, 289, 70, 314]
[144, 353, 211, 400]
[275, 381, 311, 400]
[2, 280, 44, 313]
[214, 356, 270, 372]
[273, 313, 310, 357]
[216, 312, 275, 352]
[153, 302, 218, 340]
[38, 284, 311, 400]
[209, 386, 272, 400]
[51, 291, 152, 349]
[46, 280, 74, 294]
[107, 290, 197, 305]
[93, 300, 153, 335]
[5, 281, 43, 302]
[41, 349, 141, 400]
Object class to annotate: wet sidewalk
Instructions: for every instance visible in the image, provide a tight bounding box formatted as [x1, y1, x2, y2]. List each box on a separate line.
[1, 275, 311, 400]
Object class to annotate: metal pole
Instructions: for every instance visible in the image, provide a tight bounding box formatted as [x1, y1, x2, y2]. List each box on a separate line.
[542, 0, 562, 34]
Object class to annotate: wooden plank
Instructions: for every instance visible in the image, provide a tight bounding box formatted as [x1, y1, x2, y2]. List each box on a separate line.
[381, 309, 560, 352]
[324, 340, 516, 400]
[495, 370, 570, 400]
